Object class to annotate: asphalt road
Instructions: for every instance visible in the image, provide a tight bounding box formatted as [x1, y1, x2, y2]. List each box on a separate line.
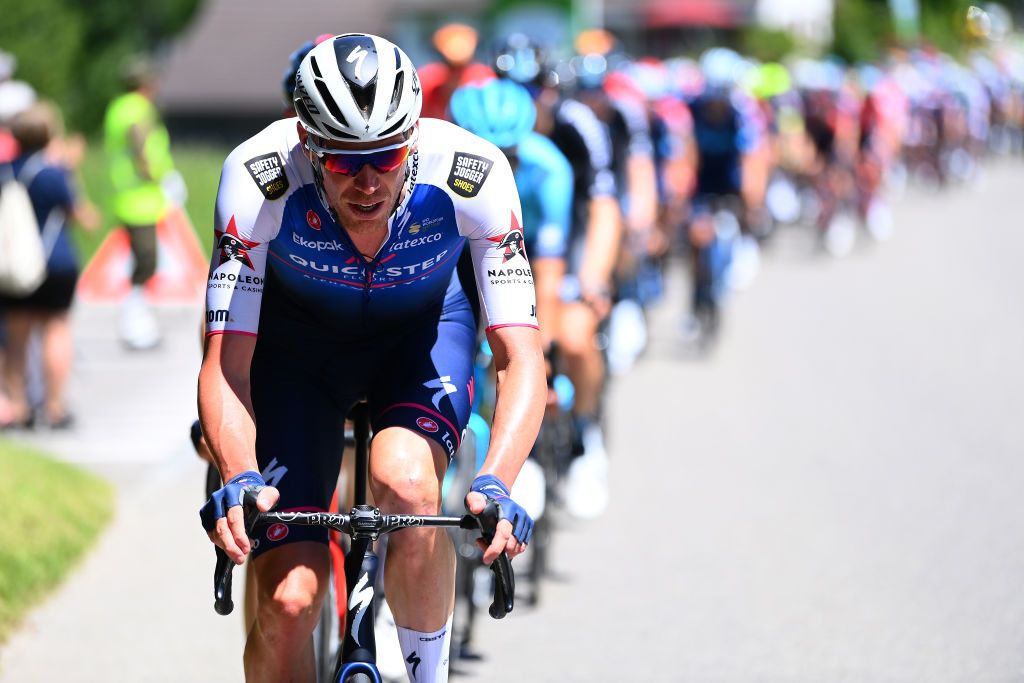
[2, 161, 1022, 682]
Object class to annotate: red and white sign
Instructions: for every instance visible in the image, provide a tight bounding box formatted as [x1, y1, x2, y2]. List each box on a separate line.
[267, 523, 290, 542]
[416, 417, 439, 433]
[76, 207, 208, 304]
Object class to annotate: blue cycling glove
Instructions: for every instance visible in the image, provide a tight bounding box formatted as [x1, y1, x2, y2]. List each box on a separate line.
[199, 470, 265, 533]
[469, 474, 534, 546]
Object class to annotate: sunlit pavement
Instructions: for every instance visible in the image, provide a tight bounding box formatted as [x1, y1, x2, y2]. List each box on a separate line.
[2, 163, 1023, 682]
[460, 162, 1024, 682]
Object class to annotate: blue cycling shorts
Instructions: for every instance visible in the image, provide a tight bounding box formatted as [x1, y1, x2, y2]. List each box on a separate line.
[247, 299, 476, 557]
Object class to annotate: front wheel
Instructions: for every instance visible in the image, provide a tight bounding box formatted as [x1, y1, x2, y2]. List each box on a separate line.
[344, 674, 373, 683]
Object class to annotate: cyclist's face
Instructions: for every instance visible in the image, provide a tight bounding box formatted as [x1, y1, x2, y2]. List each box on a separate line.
[299, 124, 413, 232]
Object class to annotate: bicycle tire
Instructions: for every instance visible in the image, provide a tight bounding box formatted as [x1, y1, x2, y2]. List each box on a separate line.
[344, 673, 373, 683]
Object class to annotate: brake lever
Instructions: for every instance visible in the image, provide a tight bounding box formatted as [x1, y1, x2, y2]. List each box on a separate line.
[474, 500, 516, 619]
[212, 486, 263, 616]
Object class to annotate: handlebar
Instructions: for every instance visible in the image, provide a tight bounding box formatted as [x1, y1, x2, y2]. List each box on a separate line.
[212, 493, 515, 619]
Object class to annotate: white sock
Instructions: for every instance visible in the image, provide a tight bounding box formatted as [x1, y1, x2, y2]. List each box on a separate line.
[395, 613, 453, 683]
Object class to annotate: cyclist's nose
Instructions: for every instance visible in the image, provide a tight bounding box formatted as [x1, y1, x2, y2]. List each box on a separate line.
[351, 164, 381, 193]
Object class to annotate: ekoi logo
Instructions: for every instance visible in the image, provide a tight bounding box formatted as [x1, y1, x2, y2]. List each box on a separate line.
[416, 417, 439, 433]
[266, 523, 289, 542]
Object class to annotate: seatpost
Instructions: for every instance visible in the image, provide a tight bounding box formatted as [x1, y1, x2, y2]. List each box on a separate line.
[351, 401, 370, 506]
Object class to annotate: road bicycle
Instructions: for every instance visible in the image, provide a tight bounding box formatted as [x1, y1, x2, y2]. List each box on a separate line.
[210, 401, 515, 683]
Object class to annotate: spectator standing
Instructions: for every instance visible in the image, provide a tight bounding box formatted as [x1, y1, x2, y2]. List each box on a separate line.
[103, 57, 178, 350]
[0, 101, 99, 430]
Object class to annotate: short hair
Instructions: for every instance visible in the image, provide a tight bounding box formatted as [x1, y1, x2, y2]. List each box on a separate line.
[11, 100, 63, 151]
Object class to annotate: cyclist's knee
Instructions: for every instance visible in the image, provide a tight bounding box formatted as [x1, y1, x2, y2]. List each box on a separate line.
[252, 546, 328, 633]
[369, 428, 445, 516]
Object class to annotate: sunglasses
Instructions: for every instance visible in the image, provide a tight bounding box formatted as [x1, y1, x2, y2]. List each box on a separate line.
[305, 129, 418, 176]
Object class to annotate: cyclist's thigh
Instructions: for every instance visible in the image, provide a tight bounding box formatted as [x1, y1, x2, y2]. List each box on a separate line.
[249, 334, 371, 558]
[369, 314, 476, 462]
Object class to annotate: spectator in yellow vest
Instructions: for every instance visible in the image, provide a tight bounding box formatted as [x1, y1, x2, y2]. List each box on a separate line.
[103, 57, 182, 349]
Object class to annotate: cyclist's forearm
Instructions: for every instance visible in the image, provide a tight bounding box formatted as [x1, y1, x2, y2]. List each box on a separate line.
[479, 332, 545, 486]
[198, 362, 258, 481]
[579, 196, 622, 288]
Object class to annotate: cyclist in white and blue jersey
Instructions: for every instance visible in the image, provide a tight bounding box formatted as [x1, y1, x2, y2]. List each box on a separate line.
[197, 34, 545, 683]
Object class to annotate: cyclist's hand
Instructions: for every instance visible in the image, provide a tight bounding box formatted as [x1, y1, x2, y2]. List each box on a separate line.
[466, 474, 533, 565]
[199, 471, 279, 565]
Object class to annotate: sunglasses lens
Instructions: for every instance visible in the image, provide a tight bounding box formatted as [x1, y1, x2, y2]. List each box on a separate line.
[321, 145, 411, 175]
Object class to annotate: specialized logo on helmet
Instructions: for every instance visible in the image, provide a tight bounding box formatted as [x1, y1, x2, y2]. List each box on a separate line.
[215, 216, 261, 270]
[447, 152, 493, 198]
[244, 152, 289, 200]
[487, 213, 527, 263]
[336, 36, 379, 88]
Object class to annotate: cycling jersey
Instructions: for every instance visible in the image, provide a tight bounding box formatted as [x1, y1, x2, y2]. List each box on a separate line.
[688, 90, 761, 196]
[206, 116, 537, 340]
[544, 97, 617, 273]
[605, 97, 654, 206]
[206, 117, 537, 555]
[513, 131, 573, 260]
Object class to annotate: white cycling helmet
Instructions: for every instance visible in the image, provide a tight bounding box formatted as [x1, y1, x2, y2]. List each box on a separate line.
[293, 33, 422, 143]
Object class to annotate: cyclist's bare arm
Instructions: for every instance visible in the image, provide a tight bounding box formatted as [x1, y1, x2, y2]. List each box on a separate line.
[467, 324, 545, 563]
[531, 257, 566, 348]
[579, 195, 622, 307]
[198, 333, 278, 563]
[626, 153, 659, 233]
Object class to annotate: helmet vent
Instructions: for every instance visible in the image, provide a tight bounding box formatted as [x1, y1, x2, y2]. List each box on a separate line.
[347, 79, 377, 121]
[295, 98, 316, 127]
[387, 72, 404, 118]
[310, 55, 323, 78]
[380, 115, 406, 138]
[322, 122, 359, 140]
[314, 78, 349, 128]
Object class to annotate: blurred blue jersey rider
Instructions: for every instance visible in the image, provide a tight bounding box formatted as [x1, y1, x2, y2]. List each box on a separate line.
[450, 78, 573, 349]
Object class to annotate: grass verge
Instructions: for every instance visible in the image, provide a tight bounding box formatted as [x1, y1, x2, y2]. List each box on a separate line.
[0, 438, 114, 643]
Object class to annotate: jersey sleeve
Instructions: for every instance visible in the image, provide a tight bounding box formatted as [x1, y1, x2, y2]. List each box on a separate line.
[560, 99, 617, 199]
[205, 143, 284, 337]
[530, 137, 573, 260]
[453, 144, 539, 331]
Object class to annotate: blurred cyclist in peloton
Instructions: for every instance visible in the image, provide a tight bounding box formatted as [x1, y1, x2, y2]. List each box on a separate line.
[493, 33, 621, 518]
[570, 31, 660, 376]
[419, 23, 495, 121]
[682, 48, 765, 340]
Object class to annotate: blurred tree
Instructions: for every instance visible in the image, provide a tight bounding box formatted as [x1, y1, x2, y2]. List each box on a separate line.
[740, 26, 798, 63]
[0, 0, 203, 133]
[831, 0, 978, 62]
[831, 0, 895, 63]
